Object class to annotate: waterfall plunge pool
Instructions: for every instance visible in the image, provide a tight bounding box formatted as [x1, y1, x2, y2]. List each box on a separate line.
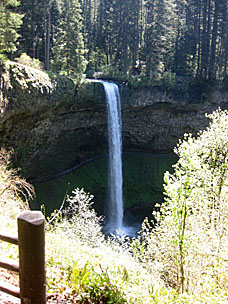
[30, 153, 176, 237]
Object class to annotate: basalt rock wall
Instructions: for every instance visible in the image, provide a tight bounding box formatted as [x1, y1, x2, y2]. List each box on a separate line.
[121, 87, 228, 152]
[0, 62, 107, 179]
[0, 62, 227, 179]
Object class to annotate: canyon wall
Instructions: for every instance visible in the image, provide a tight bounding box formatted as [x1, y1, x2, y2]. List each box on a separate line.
[0, 62, 227, 179]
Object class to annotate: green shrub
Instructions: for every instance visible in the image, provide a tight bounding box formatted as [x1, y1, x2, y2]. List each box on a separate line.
[134, 108, 228, 298]
[63, 188, 105, 247]
[71, 261, 128, 303]
[0, 53, 9, 64]
[161, 70, 176, 90]
[0, 148, 33, 259]
[15, 53, 44, 70]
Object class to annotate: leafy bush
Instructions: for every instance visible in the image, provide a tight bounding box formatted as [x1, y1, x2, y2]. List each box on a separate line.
[45, 188, 165, 303]
[15, 53, 44, 70]
[61, 188, 105, 247]
[134, 108, 228, 298]
[71, 262, 128, 303]
[0, 148, 34, 216]
[91, 64, 126, 81]
[161, 70, 176, 90]
[0, 148, 33, 258]
[0, 53, 8, 64]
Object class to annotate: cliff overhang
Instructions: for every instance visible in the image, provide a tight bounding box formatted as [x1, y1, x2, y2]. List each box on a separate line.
[0, 62, 226, 179]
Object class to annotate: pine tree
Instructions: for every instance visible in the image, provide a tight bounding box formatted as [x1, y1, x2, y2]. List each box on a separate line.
[142, 0, 175, 80]
[221, 0, 228, 77]
[113, 0, 142, 75]
[51, 0, 87, 81]
[172, 0, 197, 76]
[19, 0, 41, 59]
[14, 0, 228, 82]
[0, 0, 23, 55]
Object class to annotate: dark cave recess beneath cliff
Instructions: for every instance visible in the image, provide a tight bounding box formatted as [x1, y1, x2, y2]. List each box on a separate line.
[30, 152, 177, 226]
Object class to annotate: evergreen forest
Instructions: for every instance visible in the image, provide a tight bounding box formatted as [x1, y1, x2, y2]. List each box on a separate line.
[2, 0, 228, 85]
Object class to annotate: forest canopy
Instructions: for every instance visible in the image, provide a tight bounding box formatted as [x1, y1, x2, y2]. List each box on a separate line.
[2, 0, 228, 85]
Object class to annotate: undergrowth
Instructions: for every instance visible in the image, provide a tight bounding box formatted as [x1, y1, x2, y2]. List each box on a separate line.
[45, 188, 162, 303]
[132, 108, 228, 303]
[0, 148, 33, 232]
[0, 148, 33, 259]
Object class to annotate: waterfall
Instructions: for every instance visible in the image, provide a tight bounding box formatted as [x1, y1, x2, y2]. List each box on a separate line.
[101, 81, 124, 232]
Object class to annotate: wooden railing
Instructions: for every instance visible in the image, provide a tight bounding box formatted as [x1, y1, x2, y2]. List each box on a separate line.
[0, 211, 46, 304]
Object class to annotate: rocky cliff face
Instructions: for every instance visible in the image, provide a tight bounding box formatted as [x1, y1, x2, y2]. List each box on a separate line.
[0, 62, 227, 179]
[122, 84, 228, 152]
[0, 62, 108, 179]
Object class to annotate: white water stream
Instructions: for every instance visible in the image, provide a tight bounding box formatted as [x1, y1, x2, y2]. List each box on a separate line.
[101, 81, 124, 232]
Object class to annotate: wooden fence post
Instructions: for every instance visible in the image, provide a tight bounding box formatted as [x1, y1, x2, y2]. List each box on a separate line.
[18, 211, 46, 304]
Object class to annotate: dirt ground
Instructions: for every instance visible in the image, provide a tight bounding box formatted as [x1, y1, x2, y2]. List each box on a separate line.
[0, 268, 76, 303]
[0, 269, 57, 304]
[0, 268, 20, 304]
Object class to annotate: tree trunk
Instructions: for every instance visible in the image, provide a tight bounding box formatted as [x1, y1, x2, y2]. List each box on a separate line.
[209, 0, 219, 80]
[45, 5, 51, 70]
[196, 0, 202, 76]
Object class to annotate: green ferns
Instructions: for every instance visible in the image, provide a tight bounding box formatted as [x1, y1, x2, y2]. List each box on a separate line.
[71, 262, 127, 303]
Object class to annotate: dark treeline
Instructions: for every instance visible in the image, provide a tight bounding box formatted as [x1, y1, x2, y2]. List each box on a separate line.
[2, 0, 228, 85]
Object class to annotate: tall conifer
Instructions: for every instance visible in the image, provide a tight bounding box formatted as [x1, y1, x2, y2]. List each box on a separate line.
[0, 0, 23, 55]
[51, 0, 87, 80]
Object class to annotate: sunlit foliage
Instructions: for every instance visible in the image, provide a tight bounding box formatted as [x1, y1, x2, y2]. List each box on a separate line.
[134, 108, 228, 299]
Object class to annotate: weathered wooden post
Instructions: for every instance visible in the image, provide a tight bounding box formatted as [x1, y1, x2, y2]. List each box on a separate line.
[18, 211, 46, 304]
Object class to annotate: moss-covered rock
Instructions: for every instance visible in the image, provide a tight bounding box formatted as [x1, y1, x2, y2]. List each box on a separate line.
[0, 62, 75, 117]
[0, 62, 108, 178]
[77, 79, 105, 104]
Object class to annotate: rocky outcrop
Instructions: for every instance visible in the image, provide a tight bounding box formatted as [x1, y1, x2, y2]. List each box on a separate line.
[0, 62, 107, 178]
[123, 104, 204, 152]
[0, 62, 227, 180]
[121, 85, 228, 153]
